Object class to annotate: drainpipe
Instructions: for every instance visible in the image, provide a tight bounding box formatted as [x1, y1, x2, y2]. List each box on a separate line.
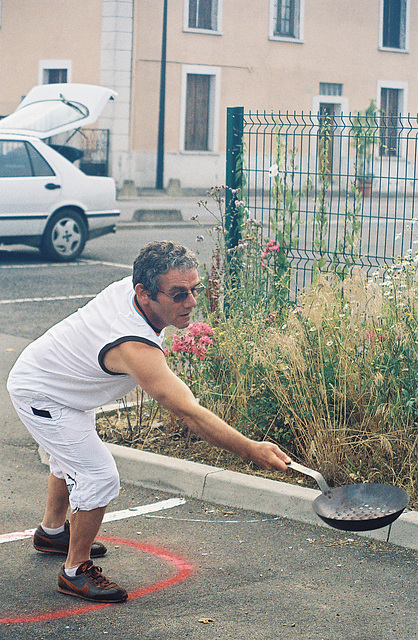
[156, 0, 168, 190]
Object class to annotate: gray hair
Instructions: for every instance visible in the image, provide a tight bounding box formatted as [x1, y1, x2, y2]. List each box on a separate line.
[132, 241, 198, 298]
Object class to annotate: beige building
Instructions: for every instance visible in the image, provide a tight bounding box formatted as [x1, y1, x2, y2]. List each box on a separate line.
[0, 0, 415, 190]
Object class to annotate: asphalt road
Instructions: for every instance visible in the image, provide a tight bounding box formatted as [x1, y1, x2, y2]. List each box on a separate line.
[0, 220, 215, 341]
[1, 221, 417, 640]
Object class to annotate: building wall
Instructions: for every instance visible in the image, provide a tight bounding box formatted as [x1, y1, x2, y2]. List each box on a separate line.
[0, 0, 416, 190]
[0, 0, 103, 115]
[99, 0, 134, 182]
[127, 0, 418, 190]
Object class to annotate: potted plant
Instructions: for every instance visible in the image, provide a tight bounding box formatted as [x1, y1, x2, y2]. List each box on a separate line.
[351, 99, 379, 196]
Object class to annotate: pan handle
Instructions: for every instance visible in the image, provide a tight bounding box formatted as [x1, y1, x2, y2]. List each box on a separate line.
[287, 461, 331, 494]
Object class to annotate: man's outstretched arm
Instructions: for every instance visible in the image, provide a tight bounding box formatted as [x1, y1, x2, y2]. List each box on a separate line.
[104, 341, 291, 472]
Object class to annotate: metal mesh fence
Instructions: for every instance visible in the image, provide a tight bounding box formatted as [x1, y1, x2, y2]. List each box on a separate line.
[227, 108, 418, 298]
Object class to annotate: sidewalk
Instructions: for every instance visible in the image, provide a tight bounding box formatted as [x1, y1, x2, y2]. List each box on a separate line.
[117, 191, 217, 226]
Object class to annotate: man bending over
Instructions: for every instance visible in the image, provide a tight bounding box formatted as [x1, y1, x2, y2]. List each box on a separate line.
[7, 241, 290, 603]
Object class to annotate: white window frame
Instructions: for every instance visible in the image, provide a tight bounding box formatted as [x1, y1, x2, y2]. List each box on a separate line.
[183, 0, 222, 35]
[269, 0, 304, 43]
[378, 0, 410, 53]
[311, 96, 349, 175]
[312, 95, 349, 116]
[377, 80, 408, 117]
[179, 65, 221, 154]
[38, 60, 72, 85]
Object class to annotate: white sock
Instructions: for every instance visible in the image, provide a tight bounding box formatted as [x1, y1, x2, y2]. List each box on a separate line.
[41, 523, 65, 535]
[64, 565, 80, 577]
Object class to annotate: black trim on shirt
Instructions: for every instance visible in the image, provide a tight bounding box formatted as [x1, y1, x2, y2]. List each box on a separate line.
[98, 336, 163, 375]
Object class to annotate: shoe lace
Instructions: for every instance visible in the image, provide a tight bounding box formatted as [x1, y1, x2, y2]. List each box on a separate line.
[89, 565, 117, 588]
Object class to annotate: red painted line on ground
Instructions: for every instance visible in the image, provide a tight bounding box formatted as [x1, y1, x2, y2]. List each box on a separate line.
[0, 536, 194, 625]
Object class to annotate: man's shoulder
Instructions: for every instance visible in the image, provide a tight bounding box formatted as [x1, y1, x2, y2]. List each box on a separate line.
[103, 276, 133, 293]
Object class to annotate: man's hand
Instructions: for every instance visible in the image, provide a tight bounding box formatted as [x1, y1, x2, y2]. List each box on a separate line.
[246, 441, 291, 472]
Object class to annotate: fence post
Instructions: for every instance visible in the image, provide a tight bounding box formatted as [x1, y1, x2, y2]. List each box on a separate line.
[225, 106, 244, 251]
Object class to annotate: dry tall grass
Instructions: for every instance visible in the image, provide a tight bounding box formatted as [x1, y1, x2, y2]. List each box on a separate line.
[191, 265, 417, 505]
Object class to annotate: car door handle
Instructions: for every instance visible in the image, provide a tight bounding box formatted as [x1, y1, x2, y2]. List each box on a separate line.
[45, 182, 61, 190]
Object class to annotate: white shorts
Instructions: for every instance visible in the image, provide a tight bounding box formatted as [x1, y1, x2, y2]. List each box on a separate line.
[9, 393, 120, 512]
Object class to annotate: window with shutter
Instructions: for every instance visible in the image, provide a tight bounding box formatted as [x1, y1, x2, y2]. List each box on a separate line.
[380, 88, 401, 156]
[43, 68, 68, 84]
[185, 74, 210, 151]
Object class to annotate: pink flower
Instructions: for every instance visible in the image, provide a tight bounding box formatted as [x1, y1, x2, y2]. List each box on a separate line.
[170, 322, 214, 360]
[261, 239, 281, 262]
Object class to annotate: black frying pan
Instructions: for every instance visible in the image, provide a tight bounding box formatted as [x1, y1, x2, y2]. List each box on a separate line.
[287, 461, 409, 532]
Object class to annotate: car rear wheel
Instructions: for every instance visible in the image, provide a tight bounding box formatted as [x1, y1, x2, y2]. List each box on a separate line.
[40, 209, 87, 262]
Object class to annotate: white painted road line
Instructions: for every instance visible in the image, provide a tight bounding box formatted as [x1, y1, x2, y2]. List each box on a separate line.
[102, 498, 187, 523]
[0, 262, 82, 269]
[0, 259, 131, 270]
[84, 259, 131, 269]
[0, 529, 36, 543]
[0, 498, 187, 544]
[0, 259, 131, 304]
[146, 515, 280, 523]
[0, 294, 96, 305]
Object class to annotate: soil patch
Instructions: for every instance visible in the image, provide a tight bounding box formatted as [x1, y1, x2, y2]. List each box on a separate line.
[96, 404, 300, 487]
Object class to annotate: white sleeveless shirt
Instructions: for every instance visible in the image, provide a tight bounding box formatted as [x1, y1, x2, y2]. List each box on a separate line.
[7, 276, 165, 411]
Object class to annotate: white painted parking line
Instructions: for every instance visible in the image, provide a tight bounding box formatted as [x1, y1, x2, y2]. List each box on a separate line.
[0, 259, 131, 270]
[0, 498, 187, 544]
[0, 262, 81, 270]
[0, 258, 131, 304]
[146, 515, 280, 523]
[0, 529, 35, 544]
[0, 294, 96, 305]
[103, 497, 187, 523]
[84, 259, 131, 269]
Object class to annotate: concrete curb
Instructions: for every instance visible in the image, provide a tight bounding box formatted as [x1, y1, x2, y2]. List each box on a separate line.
[104, 443, 418, 551]
[116, 220, 216, 230]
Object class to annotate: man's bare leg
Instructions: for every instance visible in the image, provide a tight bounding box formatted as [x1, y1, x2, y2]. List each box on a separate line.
[57, 505, 127, 602]
[41, 473, 70, 528]
[65, 506, 106, 569]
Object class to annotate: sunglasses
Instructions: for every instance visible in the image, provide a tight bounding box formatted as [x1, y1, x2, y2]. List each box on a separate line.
[157, 282, 205, 303]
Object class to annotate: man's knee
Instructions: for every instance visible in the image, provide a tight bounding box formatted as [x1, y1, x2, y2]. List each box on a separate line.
[68, 461, 120, 511]
[101, 465, 120, 503]
[92, 461, 120, 507]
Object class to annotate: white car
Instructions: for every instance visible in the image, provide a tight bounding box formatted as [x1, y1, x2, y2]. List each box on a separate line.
[0, 83, 120, 261]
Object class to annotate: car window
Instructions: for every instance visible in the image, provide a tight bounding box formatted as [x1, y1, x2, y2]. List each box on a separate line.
[0, 140, 54, 177]
[26, 142, 55, 176]
[0, 99, 88, 134]
[0, 140, 32, 177]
